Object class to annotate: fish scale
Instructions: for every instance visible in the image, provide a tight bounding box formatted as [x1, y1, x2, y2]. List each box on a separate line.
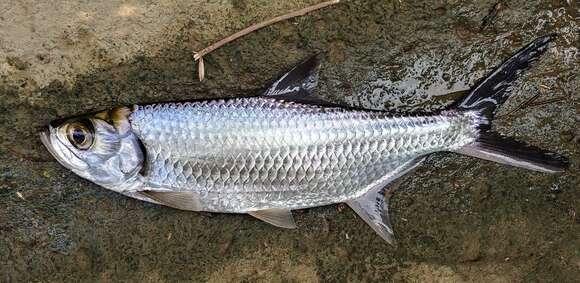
[129, 97, 480, 212]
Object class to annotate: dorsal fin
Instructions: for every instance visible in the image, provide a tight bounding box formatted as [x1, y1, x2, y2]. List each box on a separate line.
[262, 55, 339, 107]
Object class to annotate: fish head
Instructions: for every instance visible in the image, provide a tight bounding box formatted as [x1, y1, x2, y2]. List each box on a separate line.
[40, 107, 144, 189]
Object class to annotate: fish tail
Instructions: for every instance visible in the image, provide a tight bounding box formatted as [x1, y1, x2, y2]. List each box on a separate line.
[452, 35, 569, 173]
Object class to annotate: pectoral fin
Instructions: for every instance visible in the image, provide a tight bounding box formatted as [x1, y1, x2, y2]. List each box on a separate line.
[346, 158, 425, 245]
[137, 191, 203, 211]
[248, 208, 296, 229]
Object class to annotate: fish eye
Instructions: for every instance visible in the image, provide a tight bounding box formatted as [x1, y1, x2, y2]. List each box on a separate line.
[66, 121, 94, 150]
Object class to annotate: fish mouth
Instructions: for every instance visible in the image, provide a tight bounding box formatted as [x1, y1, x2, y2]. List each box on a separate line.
[40, 127, 66, 165]
[39, 128, 55, 156]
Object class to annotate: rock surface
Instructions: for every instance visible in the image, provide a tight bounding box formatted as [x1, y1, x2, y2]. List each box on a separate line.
[1, 0, 578, 282]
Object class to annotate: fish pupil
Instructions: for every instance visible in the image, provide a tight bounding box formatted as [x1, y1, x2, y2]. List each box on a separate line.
[72, 128, 86, 144]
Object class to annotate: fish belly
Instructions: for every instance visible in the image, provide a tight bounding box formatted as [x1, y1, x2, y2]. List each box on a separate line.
[129, 98, 479, 212]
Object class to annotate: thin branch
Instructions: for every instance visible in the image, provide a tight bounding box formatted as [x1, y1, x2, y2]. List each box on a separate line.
[479, 1, 508, 32]
[500, 92, 540, 118]
[526, 96, 566, 107]
[197, 56, 205, 81]
[193, 0, 340, 81]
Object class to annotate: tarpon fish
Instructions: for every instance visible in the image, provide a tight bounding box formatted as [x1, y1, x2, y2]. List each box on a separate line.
[41, 36, 568, 244]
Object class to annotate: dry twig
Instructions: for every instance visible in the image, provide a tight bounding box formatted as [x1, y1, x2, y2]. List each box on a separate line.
[500, 93, 541, 118]
[526, 97, 566, 107]
[193, 0, 340, 81]
[480, 1, 509, 32]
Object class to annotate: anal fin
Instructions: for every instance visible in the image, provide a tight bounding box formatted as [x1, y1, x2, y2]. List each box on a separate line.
[346, 157, 425, 245]
[249, 208, 296, 229]
[346, 190, 397, 244]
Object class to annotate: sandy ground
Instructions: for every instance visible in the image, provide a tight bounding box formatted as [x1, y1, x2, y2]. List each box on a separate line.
[1, 0, 578, 282]
[0, 0, 324, 91]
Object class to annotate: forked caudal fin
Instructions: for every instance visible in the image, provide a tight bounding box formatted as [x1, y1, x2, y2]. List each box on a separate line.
[451, 35, 569, 173]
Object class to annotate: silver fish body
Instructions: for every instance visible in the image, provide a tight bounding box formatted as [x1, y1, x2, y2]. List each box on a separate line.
[129, 97, 480, 212]
[41, 37, 567, 243]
